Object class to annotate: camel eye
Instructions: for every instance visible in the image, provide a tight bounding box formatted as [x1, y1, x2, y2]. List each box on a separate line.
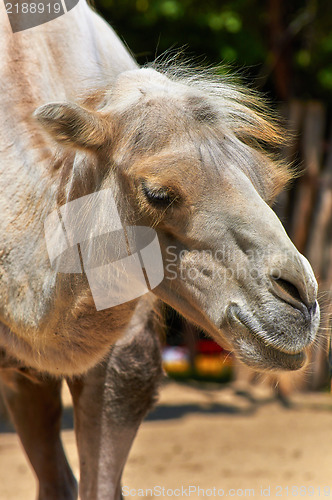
[141, 181, 176, 208]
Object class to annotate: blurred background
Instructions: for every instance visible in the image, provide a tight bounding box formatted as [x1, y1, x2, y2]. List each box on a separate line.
[94, 0, 332, 105]
[92, 0, 332, 394]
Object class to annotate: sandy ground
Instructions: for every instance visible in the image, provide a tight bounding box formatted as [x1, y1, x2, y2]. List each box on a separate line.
[0, 380, 332, 500]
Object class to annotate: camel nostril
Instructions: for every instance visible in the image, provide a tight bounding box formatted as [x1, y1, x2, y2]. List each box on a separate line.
[308, 300, 318, 316]
[272, 277, 302, 303]
[270, 275, 313, 315]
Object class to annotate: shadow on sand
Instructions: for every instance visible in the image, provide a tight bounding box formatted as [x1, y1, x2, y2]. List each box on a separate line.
[0, 381, 294, 433]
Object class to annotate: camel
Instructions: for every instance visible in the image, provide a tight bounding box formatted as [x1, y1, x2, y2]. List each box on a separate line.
[0, 1, 320, 498]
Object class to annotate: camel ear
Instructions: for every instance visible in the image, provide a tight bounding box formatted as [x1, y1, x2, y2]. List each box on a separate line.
[34, 102, 108, 150]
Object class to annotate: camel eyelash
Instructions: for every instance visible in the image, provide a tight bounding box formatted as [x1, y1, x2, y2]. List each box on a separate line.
[141, 180, 178, 208]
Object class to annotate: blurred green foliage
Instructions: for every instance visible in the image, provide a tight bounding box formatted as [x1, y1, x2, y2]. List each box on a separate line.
[94, 0, 332, 105]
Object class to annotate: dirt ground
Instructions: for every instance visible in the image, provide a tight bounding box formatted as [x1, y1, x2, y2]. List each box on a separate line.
[0, 380, 332, 500]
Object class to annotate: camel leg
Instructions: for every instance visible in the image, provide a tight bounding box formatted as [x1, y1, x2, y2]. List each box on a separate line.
[0, 369, 77, 500]
[68, 324, 162, 500]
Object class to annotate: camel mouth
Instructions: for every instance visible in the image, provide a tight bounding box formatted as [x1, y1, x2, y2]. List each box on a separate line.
[226, 304, 309, 371]
[235, 337, 307, 372]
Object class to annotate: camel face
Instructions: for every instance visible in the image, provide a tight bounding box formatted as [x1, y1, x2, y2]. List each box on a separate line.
[35, 67, 320, 372]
